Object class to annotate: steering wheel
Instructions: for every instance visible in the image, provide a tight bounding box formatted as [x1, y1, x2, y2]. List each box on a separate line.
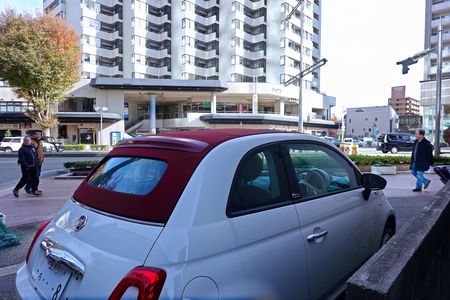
[303, 169, 328, 192]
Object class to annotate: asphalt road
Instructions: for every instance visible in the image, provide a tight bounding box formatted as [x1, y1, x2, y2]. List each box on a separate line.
[0, 156, 102, 189]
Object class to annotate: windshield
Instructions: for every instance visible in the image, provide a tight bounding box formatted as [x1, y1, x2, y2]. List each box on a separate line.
[1, 138, 12, 142]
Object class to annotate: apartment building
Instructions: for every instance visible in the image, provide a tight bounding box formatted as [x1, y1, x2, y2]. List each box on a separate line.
[0, 0, 337, 145]
[388, 86, 421, 133]
[421, 0, 450, 146]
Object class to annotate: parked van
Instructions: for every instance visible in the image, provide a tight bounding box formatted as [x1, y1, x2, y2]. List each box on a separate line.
[376, 133, 415, 154]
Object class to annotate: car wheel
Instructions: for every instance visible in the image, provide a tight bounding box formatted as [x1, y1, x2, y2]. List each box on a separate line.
[381, 227, 394, 247]
[391, 147, 398, 154]
[5, 147, 12, 153]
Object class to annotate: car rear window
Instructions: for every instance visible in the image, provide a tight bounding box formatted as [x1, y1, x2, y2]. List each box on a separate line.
[88, 157, 167, 196]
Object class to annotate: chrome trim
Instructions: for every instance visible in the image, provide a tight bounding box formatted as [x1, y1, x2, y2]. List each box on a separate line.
[70, 198, 165, 227]
[40, 239, 85, 275]
[307, 230, 329, 242]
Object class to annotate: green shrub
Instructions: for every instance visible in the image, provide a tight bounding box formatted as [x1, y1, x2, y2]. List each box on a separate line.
[348, 154, 450, 166]
[90, 145, 109, 151]
[64, 160, 99, 170]
[63, 144, 86, 151]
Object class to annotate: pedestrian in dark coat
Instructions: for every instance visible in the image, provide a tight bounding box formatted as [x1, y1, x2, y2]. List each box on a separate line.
[12, 137, 41, 197]
[410, 129, 434, 192]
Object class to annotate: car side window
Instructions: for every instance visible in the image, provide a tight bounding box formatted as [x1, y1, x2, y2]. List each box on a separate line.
[388, 134, 398, 141]
[228, 146, 288, 215]
[284, 143, 358, 199]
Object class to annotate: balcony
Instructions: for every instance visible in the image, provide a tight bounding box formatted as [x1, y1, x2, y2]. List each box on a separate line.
[233, 11, 266, 27]
[81, 44, 122, 58]
[432, 0, 450, 14]
[182, 64, 218, 77]
[133, 64, 171, 76]
[81, 7, 122, 24]
[243, 0, 266, 10]
[233, 47, 265, 60]
[430, 31, 450, 44]
[431, 15, 450, 29]
[81, 63, 122, 77]
[182, 45, 218, 60]
[232, 65, 266, 77]
[183, 28, 218, 42]
[233, 28, 265, 43]
[131, 45, 171, 58]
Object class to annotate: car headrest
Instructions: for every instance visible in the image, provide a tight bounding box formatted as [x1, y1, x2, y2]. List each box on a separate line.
[241, 154, 263, 183]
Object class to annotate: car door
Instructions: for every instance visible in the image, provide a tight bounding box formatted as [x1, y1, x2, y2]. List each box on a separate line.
[281, 142, 379, 299]
[227, 144, 309, 299]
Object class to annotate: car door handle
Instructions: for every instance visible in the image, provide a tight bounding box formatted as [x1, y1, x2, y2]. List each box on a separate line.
[307, 230, 328, 242]
[40, 239, 85, 275]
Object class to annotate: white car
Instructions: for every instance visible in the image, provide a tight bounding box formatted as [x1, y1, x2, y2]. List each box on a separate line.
[16, 129, 395, 300]
[0, 137, 56, 152]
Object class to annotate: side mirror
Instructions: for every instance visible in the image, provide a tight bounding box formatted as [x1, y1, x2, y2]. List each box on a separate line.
[362, 173, 387, 200]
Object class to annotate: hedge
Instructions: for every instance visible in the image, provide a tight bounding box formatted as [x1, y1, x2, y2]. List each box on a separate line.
[349, 154, 450, 166]
[90, 145, 109, 151]
[63, 144, 86, 151]
[64, 160, 99, 170]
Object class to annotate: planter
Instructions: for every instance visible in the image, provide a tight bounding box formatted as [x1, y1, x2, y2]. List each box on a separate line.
[371, 164, 397, 175]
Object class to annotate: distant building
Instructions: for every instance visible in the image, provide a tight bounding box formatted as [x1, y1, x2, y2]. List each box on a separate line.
[388, 86, 420, 116]
[388, 86, 421, 133]
[345, 106, 398, 139]
[422, 0, 450, 146]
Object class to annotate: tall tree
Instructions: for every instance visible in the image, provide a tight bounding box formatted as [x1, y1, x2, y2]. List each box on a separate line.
[0, 10, 80, 134]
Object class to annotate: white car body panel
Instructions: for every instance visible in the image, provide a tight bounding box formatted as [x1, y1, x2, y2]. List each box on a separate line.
[17, 132, 395, 300]
[18, 200, 163, 299]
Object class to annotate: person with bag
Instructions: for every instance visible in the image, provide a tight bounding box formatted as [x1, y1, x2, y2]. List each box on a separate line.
[25, 130, 44, 195]
[410, 129, 434, 192]
[12, 137, 42, 197]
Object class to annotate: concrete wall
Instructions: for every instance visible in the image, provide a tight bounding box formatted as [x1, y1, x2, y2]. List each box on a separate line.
[347, 183, 450, 300]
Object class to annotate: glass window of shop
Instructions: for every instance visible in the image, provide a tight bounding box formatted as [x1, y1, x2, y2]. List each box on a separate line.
[217, 103, 252, 113]
[58, 98, 95, 112]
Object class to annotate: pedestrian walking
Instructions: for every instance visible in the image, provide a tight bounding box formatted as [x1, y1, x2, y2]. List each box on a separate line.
[25, 130, 44, 195]
[410, 129, 434, 192]
[12, 137, 42, 197]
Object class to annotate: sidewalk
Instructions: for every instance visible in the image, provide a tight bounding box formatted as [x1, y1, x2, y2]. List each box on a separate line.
[382, 173, 445, 229]
[0, 178, 82, 227]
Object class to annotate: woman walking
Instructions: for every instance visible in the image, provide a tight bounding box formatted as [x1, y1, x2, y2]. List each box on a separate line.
[12, 137, 41, 197]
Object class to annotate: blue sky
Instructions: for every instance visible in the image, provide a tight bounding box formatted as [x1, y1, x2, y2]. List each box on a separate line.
[0, 0, 425, 115]
[0, 0, 41, 14]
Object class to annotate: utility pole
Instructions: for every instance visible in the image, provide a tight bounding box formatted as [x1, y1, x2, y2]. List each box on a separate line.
[285, 0, 305, 132]
[435, 20, 443, 155]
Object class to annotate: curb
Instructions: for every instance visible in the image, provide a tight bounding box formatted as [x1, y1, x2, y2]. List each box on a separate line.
[0, 169, 69, 192]
[0, 151, 107, 158]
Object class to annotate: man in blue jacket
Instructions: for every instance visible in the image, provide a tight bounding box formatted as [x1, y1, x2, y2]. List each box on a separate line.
[12, 137, 41, 197]
[410, 129, 434, 192]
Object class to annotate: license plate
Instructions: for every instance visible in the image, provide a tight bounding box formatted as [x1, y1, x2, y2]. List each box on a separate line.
[32, 254, 72, 300]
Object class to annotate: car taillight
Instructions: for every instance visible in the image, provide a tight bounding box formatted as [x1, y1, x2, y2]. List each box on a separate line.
[109, 267, 166, 300]
[26, 220, 50, 263]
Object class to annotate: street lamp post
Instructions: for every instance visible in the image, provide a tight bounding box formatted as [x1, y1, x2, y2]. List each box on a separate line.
[396, 29, 443, 155]
[284, 0, 328, 133]
[435, 21, 443, 155]
[285, 0, 305, 132]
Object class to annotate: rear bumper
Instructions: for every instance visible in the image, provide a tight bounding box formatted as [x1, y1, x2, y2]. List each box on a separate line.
[15, 263, 42, 300]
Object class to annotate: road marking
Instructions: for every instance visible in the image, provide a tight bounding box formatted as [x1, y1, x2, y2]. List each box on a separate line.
[0, 263, 22, 277]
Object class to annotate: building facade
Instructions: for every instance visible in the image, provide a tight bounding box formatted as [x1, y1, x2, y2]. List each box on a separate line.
[345, 106, 399, 139]
[0, 0, 337, 144]
[422, 0, 450, 147]
[388, 86, 422, 133]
